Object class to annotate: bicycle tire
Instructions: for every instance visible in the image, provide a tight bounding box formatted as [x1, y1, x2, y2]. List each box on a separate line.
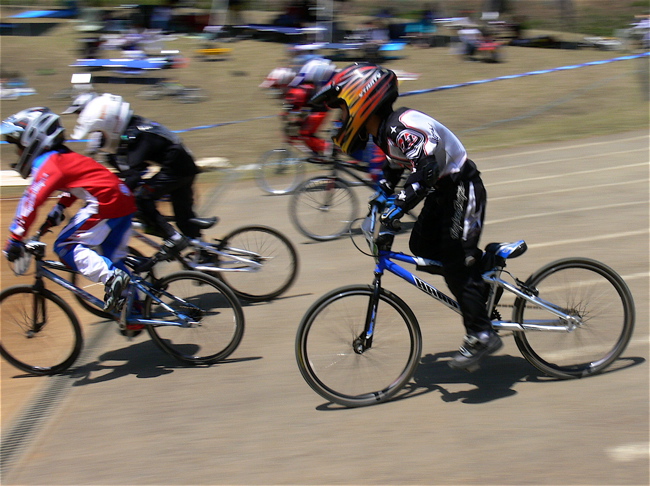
[145, 271, 245, 364]
[256, 147, 305, 195]
[289, 176, 359, 241]
[296, 285, 422, 407]
[71, 246, 148, 320]
[216, 225, 299, 302]
[512, 257, 635, 379]
[0, 285, 83, 375]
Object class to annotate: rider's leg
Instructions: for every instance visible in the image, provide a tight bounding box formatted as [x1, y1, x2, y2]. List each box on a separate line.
[409, 170, 500, 368]
[168, 175, 202, 239]
[136, 171, 192, 251]
[54, 210, 132, 311]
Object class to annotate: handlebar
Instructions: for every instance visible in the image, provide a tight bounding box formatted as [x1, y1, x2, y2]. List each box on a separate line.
[358, 202, 399, 256]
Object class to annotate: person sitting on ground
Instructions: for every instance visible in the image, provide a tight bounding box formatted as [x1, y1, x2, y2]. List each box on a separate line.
[2, 107, 135, 313]
[311, 63, 501, 370]
[71, 93, 201, 253]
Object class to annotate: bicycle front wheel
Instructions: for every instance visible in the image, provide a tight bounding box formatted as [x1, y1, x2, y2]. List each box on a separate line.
[217, 225, 299, 302]
[296, 285, 422, 407]
[512, 258, 635, 379]
[289, 176, 358, 241]
[0, 285, 83, 375]
[256, 147, 305, 195]
[146, 271, 244, 365]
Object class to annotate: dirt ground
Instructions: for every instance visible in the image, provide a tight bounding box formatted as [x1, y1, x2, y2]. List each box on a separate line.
[0, 14, 648, 485]
[1, 18, 648, 172]
[0, 131, 648, 484]
[0, 8, 648, 422]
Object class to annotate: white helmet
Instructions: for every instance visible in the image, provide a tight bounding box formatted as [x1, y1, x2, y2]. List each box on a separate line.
[71, 93, 132, 154]
[1, 107, 66, 179]
[259, 67, 296, 89]
[61, 91, 98, 115]
[289, 58, 336, 88]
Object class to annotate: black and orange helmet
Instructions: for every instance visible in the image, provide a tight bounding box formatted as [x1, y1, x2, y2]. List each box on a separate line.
[311, 63, 398, 155]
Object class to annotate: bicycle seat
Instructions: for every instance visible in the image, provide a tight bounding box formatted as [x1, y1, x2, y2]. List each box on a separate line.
[188, 217, 219, 229]
[484, 240, 527, 260]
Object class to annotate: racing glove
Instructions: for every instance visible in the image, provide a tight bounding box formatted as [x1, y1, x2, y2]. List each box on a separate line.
[46, 203, 66, 227]
[380, 205, 405, 231]
[4, 238, 25, 262]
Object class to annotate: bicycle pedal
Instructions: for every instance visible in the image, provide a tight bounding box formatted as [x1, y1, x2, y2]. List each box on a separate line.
[118, 328, 144, 339]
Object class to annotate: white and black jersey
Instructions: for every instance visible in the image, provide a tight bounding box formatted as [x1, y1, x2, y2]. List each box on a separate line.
[376, 107, 491, 335]
[376, 107, 477, 213]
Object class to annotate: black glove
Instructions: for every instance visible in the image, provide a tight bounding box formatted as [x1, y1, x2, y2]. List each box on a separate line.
[380, 205, 404, 231]
[46, 203, 66, 227]
[4, 238, 25, 262]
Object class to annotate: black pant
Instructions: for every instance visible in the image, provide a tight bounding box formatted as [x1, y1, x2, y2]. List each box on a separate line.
[409, 162, 491, 335]
[136, 172, 201, 239]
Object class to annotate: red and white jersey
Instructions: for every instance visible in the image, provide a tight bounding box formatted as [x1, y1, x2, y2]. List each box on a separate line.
[9, 148, 136, 240]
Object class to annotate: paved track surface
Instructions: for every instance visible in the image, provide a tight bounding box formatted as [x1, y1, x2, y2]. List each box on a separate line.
[1, 131, 648, 485]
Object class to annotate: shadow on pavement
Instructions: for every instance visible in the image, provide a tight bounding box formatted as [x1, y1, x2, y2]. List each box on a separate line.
[67, 340, 261, 386]
[314, 353, 645, 410]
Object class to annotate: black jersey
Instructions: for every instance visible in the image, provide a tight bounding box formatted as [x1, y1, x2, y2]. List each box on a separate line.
[114, 115, 198, 190]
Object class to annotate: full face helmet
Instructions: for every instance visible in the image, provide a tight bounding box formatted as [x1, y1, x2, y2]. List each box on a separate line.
[311, 63, 398, 155]
[71, 93, 132, 154]
[288, 58, 336, 88]
[1, 107, 66, 179]
[61, 91, 99, 115]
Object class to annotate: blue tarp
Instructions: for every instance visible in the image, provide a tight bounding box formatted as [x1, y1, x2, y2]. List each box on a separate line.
[11, 9, 76, 19]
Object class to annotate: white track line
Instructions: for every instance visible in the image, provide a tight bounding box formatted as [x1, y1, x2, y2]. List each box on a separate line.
[489, 162, 648, 187]
[483, 147, 648, 173]
[490, 179, 648, 201]
[479, 134, 649, 162]
[524, 229, 650, 249]
[487, 201, 647, 225]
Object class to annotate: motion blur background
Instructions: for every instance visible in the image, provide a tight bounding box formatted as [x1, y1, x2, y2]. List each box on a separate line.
[0, 0, 648, 484]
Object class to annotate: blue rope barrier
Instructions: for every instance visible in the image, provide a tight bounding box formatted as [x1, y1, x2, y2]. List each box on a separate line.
[399, 52, 650, 97]
[1, 52, 647, 145]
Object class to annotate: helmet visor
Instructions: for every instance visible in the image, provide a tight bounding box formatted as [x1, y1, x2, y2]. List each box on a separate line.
[1, 121, 24, 145]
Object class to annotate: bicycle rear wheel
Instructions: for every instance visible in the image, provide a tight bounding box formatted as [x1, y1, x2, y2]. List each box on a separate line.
[256, 147, 305, 195]
[0, 285, 83, 375]
[216, 225, 299, 302]
[296, 285, 421, 407]
[512, 258, 635, 379]
[146, 271, 244, 364]
[289, 176, 358, 241]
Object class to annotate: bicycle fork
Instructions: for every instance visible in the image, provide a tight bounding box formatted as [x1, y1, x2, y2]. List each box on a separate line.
[354, 272, 383, 354]
[28, 281, 48, 337]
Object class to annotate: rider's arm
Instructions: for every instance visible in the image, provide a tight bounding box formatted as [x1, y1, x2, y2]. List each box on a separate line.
[8, 156, 63, 240]
[121, 134, 151, 190]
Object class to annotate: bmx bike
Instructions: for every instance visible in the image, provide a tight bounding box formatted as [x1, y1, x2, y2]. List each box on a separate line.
[295, 203, 636, 407]
[72, 216, 299, 320]
[0, 223, 245, 376]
